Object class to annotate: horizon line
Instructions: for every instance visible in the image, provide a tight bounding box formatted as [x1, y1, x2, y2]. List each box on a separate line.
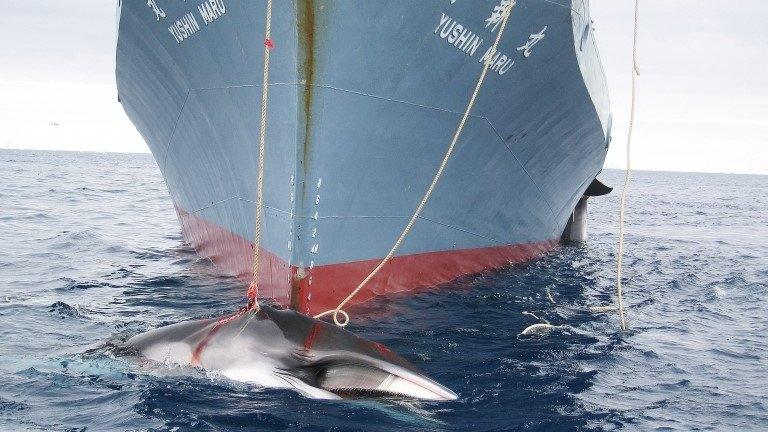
[1, 146, 766, 177]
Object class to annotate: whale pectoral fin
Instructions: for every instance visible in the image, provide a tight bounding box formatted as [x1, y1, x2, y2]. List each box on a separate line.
[270, 370, 341, 400]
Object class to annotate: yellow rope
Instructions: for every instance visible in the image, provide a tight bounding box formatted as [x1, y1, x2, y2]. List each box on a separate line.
[247, 0, 273, 311]
[314, 2, 517, 327]
[615, 0, 641, 331]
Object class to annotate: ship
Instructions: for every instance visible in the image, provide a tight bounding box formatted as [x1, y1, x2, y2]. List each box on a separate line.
[115, 0, 611, 316]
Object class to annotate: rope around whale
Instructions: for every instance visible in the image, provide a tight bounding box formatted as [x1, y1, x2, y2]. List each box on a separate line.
[314, 2, 518, 327]
[245, 0, 274, 313]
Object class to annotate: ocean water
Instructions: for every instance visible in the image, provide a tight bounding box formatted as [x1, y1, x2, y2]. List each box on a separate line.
[0, 149, 766, 431]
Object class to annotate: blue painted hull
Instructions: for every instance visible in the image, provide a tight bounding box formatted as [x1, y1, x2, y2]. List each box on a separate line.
[116, 0, 610, 312]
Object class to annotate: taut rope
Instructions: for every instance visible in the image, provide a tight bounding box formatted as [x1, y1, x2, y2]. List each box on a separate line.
[314, 1, 518, 327]
[246, 0, 274, 311]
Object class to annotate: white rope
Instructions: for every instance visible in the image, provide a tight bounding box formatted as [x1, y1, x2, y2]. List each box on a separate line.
[546, 287, 555, 304]
[615, 0, 640, 331]
[522, 311, 548, 324]
[314, 2, 518, 327]
[520, 311, 566, 336]
[246, 0, 273, 311]
[589, 305, 618, 313]
[520, 323, 566, 336]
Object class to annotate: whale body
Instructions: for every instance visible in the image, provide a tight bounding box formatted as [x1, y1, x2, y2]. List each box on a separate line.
[123, 305, 457, 401]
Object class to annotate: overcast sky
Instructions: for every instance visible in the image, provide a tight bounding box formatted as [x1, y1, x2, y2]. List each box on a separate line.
[0, 1, 766, 174]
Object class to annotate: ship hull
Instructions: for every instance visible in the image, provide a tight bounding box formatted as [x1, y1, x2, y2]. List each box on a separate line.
[116, 0, 610, 315]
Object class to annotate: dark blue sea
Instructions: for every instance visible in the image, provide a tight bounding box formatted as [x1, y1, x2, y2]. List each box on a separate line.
[1, 149, 766, 431]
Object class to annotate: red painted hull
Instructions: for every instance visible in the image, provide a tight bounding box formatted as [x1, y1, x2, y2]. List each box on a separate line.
[176, 205, 293, 305]
[177, 206, 559, 316]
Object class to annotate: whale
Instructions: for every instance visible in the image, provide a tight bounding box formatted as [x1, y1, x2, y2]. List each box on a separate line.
[122, 304, 458, 401]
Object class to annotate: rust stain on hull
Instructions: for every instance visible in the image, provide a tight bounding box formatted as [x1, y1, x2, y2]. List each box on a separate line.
[291, 0, 319, 311]
[297, 0, 316, 187]
[289, 267, 303, 311]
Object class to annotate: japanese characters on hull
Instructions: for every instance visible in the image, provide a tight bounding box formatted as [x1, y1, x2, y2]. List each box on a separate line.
[434, 0, 548, 76]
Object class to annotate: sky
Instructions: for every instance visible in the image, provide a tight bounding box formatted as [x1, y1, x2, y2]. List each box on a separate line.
[0, 1, 766, 174]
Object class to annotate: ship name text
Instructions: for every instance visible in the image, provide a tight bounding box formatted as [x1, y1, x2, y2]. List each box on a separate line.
[168, 12, 201, 44]
[434, 13, 515, 75]
[198, 0, 227, 25]
[166, 0, 228, 44]
[433, 1, 550, 77]
[434, 14, 484, 57]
